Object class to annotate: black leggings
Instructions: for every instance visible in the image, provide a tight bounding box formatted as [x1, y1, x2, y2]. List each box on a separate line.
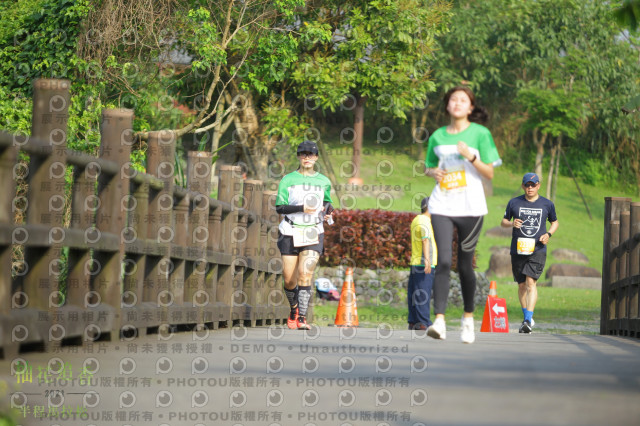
[431, 215, 484, 315]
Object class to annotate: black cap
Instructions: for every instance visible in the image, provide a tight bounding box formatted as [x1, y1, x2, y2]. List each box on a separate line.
[297, 140, 319, 155]
[420, 197, 430, 211]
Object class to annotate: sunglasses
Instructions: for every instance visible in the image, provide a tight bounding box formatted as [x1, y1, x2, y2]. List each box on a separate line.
[298, 152, 317, 158]
[524, 182, 538, 188]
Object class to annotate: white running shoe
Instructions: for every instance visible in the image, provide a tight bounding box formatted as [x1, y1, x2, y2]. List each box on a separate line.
[460, 316, 475, 344]
[531, 318, 535, 327]
[427, 317, 446, 340]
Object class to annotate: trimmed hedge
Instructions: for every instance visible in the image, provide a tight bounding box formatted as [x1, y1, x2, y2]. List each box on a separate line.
[321, 209, 465, 270]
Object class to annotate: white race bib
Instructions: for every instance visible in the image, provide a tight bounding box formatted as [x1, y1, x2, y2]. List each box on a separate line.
[517, 237, 536, 255]
[292, 227, 319, 247]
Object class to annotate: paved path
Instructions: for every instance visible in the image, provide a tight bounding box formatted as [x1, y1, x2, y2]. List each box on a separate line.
[2, 326, 640, 426]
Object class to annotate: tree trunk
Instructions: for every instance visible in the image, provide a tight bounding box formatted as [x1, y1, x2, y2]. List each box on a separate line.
[533, 128, 547, 178]
[210, 97, 225, 191]
[546, 141, 557, 198]
[316, 137, 343, 201]
[349, 93, 366, 185]
[553, 135, 561, 202]
[411, 109, 429, 162]
[230, 91, 276, 182]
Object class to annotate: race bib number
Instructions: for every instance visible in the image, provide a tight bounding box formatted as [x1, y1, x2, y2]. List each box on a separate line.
[517, 237, 536, 255]
[292, 227, 319, 247]
[440, 167, 467, 192]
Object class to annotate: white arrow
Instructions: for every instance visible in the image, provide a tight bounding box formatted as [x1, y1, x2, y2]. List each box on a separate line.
[492, 303, 505, 315]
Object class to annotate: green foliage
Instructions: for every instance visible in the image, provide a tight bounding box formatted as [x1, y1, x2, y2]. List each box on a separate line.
[613, 0, 640, 32]
[292, 0, 452, 119]
[430, 0, 640, 192]
[0, 0, 90, 94]
[261, 100, 309, 150]
[516, 80, 589, 139]
[0, 85, 31, 133]
[0, 0, 103, 157]
[273, 0, 306, 17]
[242, 32, 300, 94]
[185, 7, 227, 73]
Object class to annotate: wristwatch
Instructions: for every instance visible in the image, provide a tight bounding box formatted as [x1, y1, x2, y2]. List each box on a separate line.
[547, 232, 553, 238]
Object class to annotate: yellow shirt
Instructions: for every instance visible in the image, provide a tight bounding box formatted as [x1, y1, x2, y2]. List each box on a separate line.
[410, 214, 437, 267]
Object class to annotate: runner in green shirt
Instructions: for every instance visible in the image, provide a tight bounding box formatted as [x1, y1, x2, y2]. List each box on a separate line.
[275, 141, 334, 330]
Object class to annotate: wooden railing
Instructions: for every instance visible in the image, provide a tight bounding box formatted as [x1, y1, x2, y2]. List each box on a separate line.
[601, 197, 640, 337]
[0, 79, 287, 359]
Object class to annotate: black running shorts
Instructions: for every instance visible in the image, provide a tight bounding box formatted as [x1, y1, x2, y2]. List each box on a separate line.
[511, 251, 547, 283]
[277, 231, 325, 255]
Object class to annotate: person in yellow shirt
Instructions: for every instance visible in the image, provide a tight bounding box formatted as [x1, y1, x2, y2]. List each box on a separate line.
[408, 197, 438, 330]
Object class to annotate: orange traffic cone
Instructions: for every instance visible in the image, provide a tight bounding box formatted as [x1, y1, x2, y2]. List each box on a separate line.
[335, 267, 359, 327]
[480, 281, 509, 333]
[488, 280, 497, 297]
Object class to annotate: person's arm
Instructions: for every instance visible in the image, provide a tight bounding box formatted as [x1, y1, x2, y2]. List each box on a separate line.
[501, 202, 520, 228]
[502, 217, 523, 229]
[457, 141, 494, 180]
[540, 220, 559, 245]
[422, 238, 432, 274]
[425, 167, 445, 183]
[275, 204, 304, 215]
[323, 202, 334, 222]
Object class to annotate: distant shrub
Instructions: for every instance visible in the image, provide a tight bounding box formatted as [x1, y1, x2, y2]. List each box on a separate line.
[321, 209, 468, 270]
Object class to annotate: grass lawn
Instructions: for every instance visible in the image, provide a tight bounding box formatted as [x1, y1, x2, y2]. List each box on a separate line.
[311, 284, 601, 334]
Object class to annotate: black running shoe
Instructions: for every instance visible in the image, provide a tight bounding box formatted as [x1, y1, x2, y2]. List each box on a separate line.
[519, 320, 532, 334]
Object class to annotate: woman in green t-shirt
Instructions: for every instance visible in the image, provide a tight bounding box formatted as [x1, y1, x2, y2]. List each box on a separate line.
[275, 141, 334, 330]
[424, 86, 501, 344]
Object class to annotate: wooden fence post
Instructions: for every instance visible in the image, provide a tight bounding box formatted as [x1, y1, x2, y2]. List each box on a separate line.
[240, 180, 263, 326]
[631, 203, 640, 336]
[0, 133, 17, 356]
[206, 193, 225, 328]
[145, 130, 175, 305]
[187, 151, 213, 327]
[95, 108, 133, 340]
[217, 165, 243, 323]
[601, 197, 630, 335]
[620, 210, 631, 333]
[66, 160, 98, 311]
[19, 79, 70, 352]
[24, 79, 70, 314]
[0, 136, 16, 317]
[262, 191, 287, 324]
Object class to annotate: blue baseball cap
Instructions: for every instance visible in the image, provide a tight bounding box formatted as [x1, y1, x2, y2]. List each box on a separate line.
[522, 173, 539, 184]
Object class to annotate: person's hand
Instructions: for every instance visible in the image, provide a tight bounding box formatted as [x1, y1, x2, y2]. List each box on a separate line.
[540, 233, 550, 245]
[425, 264, 432, 274]
[324, 212, 334, 222]
[513, 219, 523, 229]
[304, 205, 320, 215]
[431, 168, 446, 183]
[457, 141, 474, 161]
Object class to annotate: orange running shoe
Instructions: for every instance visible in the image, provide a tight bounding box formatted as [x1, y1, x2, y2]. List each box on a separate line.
[287, 308, 298, 330]
[296, 315, 310, 330]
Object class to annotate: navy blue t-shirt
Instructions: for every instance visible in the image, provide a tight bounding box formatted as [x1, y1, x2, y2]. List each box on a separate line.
[503, 195, 558, 255]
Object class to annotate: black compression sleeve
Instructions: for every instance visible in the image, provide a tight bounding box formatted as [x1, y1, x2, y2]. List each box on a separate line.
[323, 202, 334, 213]
[275, 204, 304, 215]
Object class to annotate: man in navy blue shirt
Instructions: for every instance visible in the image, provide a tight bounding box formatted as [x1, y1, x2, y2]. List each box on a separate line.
[501, 173, 559, 333]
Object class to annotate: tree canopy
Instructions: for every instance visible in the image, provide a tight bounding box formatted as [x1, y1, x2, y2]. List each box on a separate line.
[1, 0, 639, 193]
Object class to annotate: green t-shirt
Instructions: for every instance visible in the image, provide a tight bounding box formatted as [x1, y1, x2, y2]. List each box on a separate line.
[410, 214, 437, 267]
[425, 123, 501, 217]
[276, 171, 332, 235]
